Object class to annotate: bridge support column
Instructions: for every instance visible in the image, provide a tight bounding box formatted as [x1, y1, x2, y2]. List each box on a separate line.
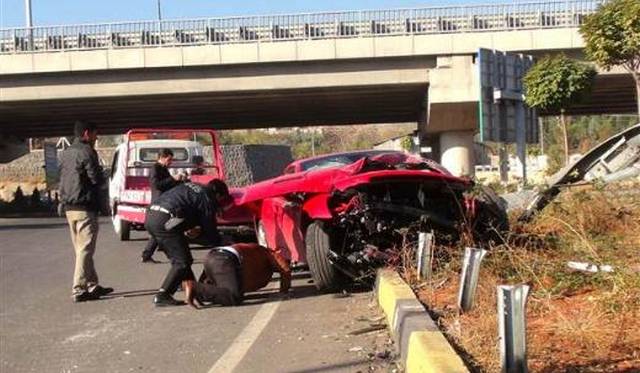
[439, 130, 475, 177]
[0, 136, 29, 163]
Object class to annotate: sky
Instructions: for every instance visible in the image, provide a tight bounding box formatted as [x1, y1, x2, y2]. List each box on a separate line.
[1, 0, 517, 28]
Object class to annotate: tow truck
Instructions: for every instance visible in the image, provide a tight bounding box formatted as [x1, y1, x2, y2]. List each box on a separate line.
[108, 129, 251, 240]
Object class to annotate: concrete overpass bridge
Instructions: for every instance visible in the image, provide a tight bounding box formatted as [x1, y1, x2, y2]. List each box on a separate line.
[0, 0, 636, 172]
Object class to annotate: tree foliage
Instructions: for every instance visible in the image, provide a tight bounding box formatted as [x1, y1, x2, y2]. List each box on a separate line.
[524, 55, 596, 166]
[580, 0, 640, 72]
[523, 54, 596, 112]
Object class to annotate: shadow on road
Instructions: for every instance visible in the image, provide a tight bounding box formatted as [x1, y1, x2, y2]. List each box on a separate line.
[103, 289, 159, 299]
[0, 222, 69, 231]
[285, 359, 371, 373]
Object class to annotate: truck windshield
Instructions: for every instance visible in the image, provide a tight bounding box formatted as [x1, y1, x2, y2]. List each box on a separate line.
[139, 148, 188, 162]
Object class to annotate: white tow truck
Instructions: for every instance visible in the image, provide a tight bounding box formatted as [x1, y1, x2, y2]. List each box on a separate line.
[108, 129, 225, 240]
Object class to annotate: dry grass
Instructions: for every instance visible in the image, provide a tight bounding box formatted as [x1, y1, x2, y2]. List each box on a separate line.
[405, 182, 640, 373]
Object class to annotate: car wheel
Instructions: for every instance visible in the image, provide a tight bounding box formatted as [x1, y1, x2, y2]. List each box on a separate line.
[305, 221, 344, 292]
[112, 206, 130, 241]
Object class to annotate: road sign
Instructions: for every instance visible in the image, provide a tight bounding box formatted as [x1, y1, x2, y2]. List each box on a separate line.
[478, 48, 538, 144]
[44, 142, 59, 189]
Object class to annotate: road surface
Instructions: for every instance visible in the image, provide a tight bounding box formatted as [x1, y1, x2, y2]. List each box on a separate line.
[0, 217, 395, 373]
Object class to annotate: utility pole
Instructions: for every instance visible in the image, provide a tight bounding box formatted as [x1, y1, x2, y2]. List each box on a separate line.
[25, 0, 33, 50]
[157, 0, 162, 20]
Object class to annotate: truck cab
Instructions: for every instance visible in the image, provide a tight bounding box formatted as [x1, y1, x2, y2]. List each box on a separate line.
[108, 129, 224, 240]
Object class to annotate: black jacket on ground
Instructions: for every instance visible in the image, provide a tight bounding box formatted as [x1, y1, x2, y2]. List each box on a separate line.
[59, 139, 104, 212]
[149, 162, 178, 202]
[152, 182, 221, 245]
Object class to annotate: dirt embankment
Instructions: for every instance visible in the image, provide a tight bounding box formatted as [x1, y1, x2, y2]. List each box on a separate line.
[405, 182, 640, 372]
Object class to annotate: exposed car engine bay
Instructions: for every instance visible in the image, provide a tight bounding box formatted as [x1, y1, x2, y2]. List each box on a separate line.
[324, 179, 470, 283]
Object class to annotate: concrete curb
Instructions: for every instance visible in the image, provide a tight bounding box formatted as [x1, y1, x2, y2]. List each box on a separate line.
[375, 269, 469, 373]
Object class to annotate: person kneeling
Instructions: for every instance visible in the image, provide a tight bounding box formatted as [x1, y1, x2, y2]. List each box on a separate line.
[184, 243, 291, 308]
[145, 179, 229, 307]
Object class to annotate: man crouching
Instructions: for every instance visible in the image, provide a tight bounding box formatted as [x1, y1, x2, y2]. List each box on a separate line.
[183, 243, 291, 308]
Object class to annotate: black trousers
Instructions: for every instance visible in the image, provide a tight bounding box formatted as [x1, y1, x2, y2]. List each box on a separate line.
[141, 235, 159, 259]
[145, 210, 195, 295]
[195, 250, 242, 306]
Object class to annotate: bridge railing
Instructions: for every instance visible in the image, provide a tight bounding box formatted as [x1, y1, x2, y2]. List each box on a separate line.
[0, 0, 604, 54]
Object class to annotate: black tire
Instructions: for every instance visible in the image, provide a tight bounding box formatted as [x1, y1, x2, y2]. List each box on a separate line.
[119, 219, 131, 241]
[305, 221, 344, 292]
[112, 205, 131, 241]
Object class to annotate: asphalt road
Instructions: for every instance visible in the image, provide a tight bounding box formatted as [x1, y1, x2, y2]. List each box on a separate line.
[0, 217, 396, 373]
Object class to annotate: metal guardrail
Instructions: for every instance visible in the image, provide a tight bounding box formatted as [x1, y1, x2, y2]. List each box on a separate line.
[0, 0, 604, 54]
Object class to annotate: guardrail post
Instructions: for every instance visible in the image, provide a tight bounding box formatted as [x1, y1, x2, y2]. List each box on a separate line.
[457, 247, 487, 312]
[416, 231, 434, 281]
[497, 284, 530, 373]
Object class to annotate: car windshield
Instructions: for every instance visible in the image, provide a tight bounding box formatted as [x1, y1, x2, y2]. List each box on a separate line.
[300, 151, 394, 172]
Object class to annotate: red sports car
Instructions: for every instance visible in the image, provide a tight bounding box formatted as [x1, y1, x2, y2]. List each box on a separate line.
[234, 150, 506, 291]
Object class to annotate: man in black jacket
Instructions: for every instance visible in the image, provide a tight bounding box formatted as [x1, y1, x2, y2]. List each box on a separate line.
[141, 148, 184, 263]
[145, 179, 229, 307]
[59, 121, 113, 303]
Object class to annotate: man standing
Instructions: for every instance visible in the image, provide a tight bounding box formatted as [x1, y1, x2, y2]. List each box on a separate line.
[185, 243, 291, 308]
[141, 148, 183, 263]
[145, 179, 229, 307]
[59, 121, 113, 302]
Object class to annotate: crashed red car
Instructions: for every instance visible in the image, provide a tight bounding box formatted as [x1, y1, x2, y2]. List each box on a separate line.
[234, 150, 505, 291]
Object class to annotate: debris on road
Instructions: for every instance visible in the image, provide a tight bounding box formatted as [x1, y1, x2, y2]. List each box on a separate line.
[349, 324, 387, 336]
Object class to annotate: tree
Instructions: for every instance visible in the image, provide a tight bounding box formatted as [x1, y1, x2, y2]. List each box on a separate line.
[523, 54, 596, 165]
[580, 0, 640, 115]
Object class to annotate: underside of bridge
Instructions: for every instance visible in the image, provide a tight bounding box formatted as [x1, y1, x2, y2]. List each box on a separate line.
[0, 84, 427, 137]
[0, 57, 636, 139]
[1, 74, 635, 139]
[0, 58, 433, 138]
[557, 74, 637, 116]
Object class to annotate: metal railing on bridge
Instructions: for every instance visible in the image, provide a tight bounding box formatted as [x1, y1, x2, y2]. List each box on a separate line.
[0, 0, 604, 54]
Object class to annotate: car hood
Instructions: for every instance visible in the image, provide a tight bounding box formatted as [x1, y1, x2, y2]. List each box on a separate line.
[235, 156, 469, 205]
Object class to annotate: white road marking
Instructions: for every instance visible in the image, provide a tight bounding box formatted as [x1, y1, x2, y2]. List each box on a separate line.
[208, 300, 281, 373]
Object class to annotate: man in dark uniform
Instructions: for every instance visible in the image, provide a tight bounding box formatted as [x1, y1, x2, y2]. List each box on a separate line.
[145, 179, 229, 307]
[141, 148, 183, 263]
[185, 243, 291, 308]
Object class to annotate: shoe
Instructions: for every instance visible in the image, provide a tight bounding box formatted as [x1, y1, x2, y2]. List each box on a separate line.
[153, 292, 185, 307]
[90, 285, 114, 297]
[182, 280, 199, 309]
[141, 257, 160, 264]
[73, 291, 100, 303]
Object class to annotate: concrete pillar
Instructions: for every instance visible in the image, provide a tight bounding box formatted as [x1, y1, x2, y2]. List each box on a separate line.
[440, 130, 475, 177]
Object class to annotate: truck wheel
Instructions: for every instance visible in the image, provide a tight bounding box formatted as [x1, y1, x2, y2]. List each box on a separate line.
[256, 221, 267, 247]
[305, 221, 344, 292]
[112, 207, 131, 241]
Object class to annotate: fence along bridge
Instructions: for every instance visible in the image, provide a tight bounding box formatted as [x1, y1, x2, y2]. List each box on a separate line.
[1, 0, 603, 54]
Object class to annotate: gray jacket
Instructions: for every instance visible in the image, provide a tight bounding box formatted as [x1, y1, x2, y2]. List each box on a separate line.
[59, 140, 104, 212]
